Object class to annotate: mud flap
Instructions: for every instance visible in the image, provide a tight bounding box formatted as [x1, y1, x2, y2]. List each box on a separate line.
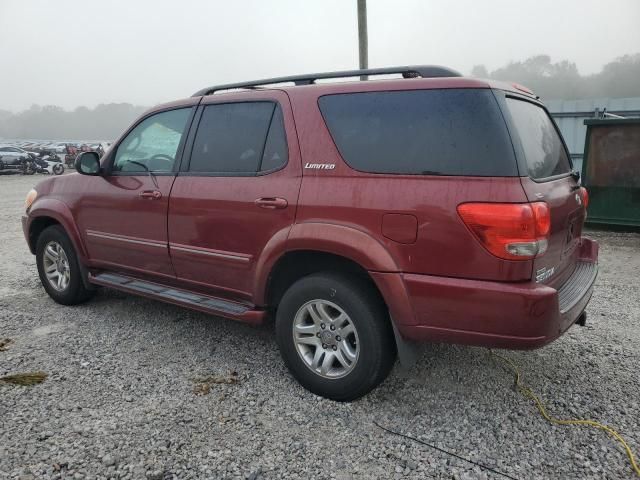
[391, 317, 423, 368]
[76, 253, 97, 291]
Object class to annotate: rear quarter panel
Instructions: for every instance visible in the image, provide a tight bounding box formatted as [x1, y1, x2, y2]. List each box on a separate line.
[287, 85, 533, 282]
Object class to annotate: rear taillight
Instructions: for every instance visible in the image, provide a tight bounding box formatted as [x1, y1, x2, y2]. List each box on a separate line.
[579, 187, 589, 209]
[457, 202, 551, 260]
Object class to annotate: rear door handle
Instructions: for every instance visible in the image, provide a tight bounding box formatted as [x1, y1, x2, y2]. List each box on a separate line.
[139, 190, 162, 199]
[255, 197, 288, 209]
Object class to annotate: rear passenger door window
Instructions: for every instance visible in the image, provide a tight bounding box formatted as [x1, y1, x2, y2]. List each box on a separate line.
[188, 102, 288, 174]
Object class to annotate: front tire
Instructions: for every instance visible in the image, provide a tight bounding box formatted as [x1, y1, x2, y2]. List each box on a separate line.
[52, 163, 64, 175]
[36, 225, 94, 305]
[275, 273, 396, 401]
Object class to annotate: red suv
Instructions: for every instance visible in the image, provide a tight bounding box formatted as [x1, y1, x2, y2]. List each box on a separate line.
[23, 66, 598, 400]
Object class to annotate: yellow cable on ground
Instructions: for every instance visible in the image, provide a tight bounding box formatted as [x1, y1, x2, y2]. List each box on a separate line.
[490, 350, 640, 477]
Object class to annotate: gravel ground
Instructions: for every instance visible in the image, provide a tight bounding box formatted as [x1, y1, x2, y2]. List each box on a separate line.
[1, 173, 639, 480]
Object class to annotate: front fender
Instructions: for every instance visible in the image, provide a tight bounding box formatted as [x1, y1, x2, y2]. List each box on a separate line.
[26, 198, 87, 261]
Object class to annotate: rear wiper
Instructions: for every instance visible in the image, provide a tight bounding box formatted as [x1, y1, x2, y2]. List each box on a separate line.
[128, 160, 159, 189]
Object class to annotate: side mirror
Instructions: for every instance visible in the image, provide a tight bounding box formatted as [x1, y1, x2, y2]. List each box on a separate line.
[75, 151, 101, 176]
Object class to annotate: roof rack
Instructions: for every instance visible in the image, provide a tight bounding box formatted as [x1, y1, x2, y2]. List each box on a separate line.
[192, 65, 462, 97]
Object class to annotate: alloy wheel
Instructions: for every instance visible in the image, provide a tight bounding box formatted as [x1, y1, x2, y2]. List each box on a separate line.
[292, 299, 360, 379]
[42, 241, 70, 291]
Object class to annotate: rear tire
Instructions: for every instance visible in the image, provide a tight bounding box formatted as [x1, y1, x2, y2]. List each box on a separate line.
[52, 163, 64, 175]
[275, 273, 396, 401]
[36, 225, 94, 305]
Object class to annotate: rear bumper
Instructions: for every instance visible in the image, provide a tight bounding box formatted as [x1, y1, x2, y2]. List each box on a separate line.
[373, 238, 598, 349]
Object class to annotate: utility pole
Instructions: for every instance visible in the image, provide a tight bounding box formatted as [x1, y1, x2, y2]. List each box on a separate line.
[357, 0, 368, 78]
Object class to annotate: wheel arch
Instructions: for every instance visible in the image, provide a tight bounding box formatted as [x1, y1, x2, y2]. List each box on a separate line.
[265, 250, 381, 308]
[253, 222, 400, 306]
[255, 223, 421, 366]
[264, 249, 421, 367]
[27, 199, 88, 261]
[28, 216, 61, 253]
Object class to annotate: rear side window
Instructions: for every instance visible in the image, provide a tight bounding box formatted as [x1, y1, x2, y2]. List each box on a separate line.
[505, 98, 571, 180]
[189, 102, 287, 174]
[318, 89, 516, 176]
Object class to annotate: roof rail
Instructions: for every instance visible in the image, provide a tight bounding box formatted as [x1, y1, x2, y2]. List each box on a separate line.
[192, 65, 462, 97]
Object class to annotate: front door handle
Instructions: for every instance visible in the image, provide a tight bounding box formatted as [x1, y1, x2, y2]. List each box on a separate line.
[255, 197, 288, 209]
[139, 190, 162, 200]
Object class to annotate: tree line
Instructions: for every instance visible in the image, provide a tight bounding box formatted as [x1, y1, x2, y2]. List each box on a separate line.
[1, 53, 639, 141]
[472, 53, 640, 101]
[0, 103, 147, 141]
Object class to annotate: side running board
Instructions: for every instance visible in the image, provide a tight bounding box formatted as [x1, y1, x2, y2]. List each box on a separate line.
[89, 272, 265, 325]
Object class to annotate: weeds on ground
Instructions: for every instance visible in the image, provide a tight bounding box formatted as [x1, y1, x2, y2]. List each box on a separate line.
[192, 371, 239, 395]
[0, 338, 13, 352]
[0, 338, 48, 386]
[0, 371, 48, 385]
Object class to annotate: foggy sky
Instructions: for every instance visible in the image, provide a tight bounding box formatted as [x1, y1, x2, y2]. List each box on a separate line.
[1, 0, 639, 112]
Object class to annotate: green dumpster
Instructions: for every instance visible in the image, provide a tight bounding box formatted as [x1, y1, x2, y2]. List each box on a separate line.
[582, 118, 640, 227]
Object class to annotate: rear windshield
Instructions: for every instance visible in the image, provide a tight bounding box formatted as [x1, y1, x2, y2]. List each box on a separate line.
[505, 98, 571, 180]
[318, 89, 517, 176]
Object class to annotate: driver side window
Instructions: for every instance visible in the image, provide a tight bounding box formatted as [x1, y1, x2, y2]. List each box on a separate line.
[112, 108, 191, 173]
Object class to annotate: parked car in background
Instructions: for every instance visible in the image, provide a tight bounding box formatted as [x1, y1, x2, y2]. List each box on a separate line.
[0, 145, 39, 157]
[38, 143, 67, 154]
[22, 66, 598, 401]
[0, 145, 30, 170]
[53, 143, 68, 153]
